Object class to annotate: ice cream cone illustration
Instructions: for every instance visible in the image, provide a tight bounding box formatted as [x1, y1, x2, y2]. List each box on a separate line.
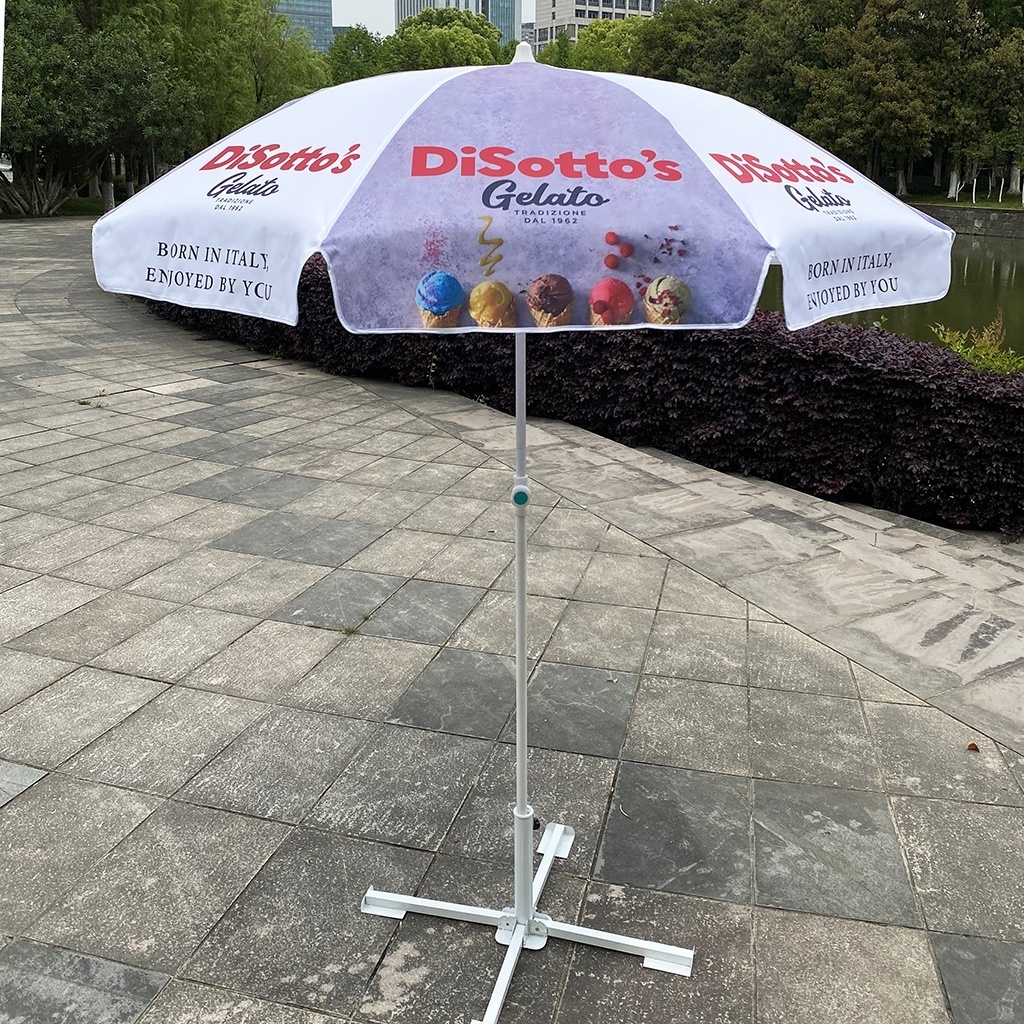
[526, 274, 574, 327]
[589, 278, 634, 325]
[469, 280, 517, 328]
[643, 276, 692, 324]
[416, 271, 464, 328]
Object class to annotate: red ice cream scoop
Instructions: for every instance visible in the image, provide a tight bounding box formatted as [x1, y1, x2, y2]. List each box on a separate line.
[588, 278, 635, 325]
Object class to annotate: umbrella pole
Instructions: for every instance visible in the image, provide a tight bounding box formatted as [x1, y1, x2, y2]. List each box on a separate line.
[511, 327, 533, 929]
[362, 331, 695, 1023]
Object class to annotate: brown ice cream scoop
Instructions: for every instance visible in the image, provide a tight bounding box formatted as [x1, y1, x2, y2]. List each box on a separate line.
[526, 274, 574, 327]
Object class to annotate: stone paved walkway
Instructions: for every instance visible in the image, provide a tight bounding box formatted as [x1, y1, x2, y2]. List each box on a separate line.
[0, 218, 1022, 1024]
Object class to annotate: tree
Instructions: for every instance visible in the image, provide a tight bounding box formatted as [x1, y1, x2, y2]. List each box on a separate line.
[380, 7, 501, 72]
[0, 0, 108, 213]
[536, 28, 572, 68]
[328, 24, 384, 84]
[569, 18, 645, 73]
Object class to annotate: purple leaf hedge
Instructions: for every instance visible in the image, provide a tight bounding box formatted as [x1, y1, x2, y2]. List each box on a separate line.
[150, 255, 1024, 541]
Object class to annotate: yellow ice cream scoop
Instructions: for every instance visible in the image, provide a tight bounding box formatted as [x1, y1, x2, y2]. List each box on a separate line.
[469, 281, 517, 328]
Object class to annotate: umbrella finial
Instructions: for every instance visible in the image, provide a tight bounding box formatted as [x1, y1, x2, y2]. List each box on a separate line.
[511, 41, 535, 64]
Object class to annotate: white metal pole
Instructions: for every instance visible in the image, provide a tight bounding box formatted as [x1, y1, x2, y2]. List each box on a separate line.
[0, 0, 7, 152]
[511, 329, 533, 926]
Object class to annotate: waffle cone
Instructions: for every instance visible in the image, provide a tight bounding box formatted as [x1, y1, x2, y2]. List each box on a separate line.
[643, 299, 685, 325]
[474, 304, 517, 329]
[529, 303, 573, 328]
[419, 305, 461, 329]
[589, 305, 631, 326]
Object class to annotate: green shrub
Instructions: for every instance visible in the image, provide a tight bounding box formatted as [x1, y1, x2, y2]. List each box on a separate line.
[931, 311, 1024, 376]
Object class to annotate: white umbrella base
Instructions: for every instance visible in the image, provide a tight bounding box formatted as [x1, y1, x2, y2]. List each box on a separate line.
[363, 820, 695, 1024]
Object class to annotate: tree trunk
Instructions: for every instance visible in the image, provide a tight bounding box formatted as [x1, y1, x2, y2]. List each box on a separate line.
[1009, 158, 1022, 196]
[89, 174, 101, 199]
[100, 154, 115, 212]
[896, 165, 909, 196]
[933, 151, 943, 187]
[947, 161, 961, 199]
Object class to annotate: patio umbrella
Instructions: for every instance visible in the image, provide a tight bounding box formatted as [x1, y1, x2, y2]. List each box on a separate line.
[92, 43, 954, 1024]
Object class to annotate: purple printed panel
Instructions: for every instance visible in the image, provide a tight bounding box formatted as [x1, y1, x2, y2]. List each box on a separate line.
[322, 63, 773, 332]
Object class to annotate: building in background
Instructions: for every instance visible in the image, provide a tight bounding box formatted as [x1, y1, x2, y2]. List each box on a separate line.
[521, 20, 535, 46]
[278, 0, 334, 52]
[533, 0, 662, 52]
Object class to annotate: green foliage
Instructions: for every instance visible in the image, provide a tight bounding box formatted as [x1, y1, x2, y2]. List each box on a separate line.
[931, 311, 1024, 374]
[329, 24, 385, 84]
[536, 29, 573, 68]
[1, 0, 329, 215]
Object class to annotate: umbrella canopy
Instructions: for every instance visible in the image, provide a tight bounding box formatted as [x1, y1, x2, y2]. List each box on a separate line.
[92, 44, 952, 334]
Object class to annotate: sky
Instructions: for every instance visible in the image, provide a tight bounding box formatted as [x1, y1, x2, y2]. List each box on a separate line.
[332, 1, 537, 35]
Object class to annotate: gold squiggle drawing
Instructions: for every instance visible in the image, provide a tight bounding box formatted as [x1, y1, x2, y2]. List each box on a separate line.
[477, 215, 504, 277]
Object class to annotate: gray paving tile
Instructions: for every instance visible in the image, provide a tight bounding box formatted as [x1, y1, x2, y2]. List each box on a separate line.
[447, 590, 566, 659]
[182, 829, 430, 1016]
[930, 932, 1024, 1024]
[54, 535, 185, 588]
[493, 544, 593, 598]
[753, 779, 920, 926]
[0, 668, 165, 769]
[8, 591, 175, 662]
[0, 759, 46, 808]
[624, 675, 749, 776]
[0, 649, 76, 713]
[283, 635, 437, 719]
[124, 548, 258, 603]
[0, 774, 159, 933]
[359, 854, 585, 1024]
[211, 512, 385, 566]
[91, 607, 258, 682]
[930, 662, 1024, 752]
[179, 707, 373, 823]
[361, 580, 484, 645]
[398, 494, 491, 535]
[866, 702, 1024, 804]
[750, 689, 883, 791]
[754, 908, 949, 1024]
[0, 575, 105, 643]
[0, 939, 168, 1024]
[499, 663, 637, 759]
[747, 620, 857, 696]
[386, 647, 516, 739]
[62, 688, 267, 796]
[271, 569, 404, 630]
[194, 557, 331, 617]
[136, 979, 338, 1024]
[644, 611, 746, 683]
[146, 503, 268, 545]
[893, 796, 1024, 941]
[343, 528, 453, 577]
[344, 487, 434, 527]
[414, 535, 514, 587]
[4, 522, 133, 573]
[443, 746, 616, 875]
[572, 551, 668, 608]
[543, 600, 654, 673]
[28, 801, 290, 973]
[308, 725, 489, 850]
[558, 883, 753, 1024]
[851, 662, 927, 704]
[182, 620, 341, 701]
[596, 761, 751, 903]
[528, 507, 610, 550]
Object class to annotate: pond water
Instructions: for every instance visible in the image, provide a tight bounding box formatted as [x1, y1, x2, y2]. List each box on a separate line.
[758, 233, 1024, 353]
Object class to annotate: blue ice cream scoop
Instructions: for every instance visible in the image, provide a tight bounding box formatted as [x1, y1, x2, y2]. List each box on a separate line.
[416, 271, 464, 314]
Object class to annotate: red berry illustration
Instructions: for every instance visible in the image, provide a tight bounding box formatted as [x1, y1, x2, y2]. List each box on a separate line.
[604, 254, 620, 269]
[619, 242, 635, 258]
[605, 232, 620, 245]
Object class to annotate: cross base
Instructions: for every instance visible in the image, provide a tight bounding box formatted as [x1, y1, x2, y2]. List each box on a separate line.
[362, 821, 694, 1024]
